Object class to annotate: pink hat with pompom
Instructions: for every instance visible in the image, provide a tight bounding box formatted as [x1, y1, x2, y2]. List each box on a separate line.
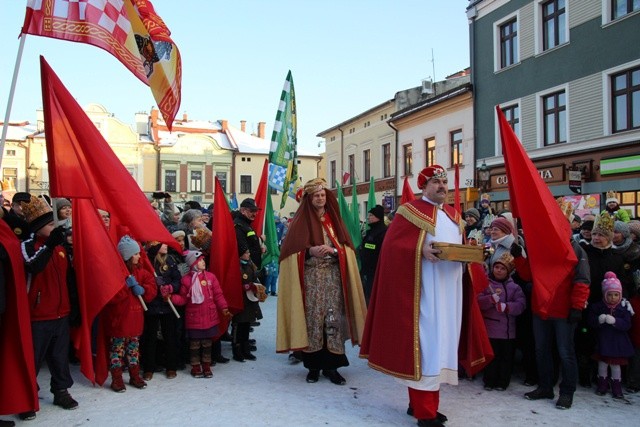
[601, 271, 622, 297]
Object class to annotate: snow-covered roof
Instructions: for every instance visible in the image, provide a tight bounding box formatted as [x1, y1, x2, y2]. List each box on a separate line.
[155, 128, 234, 150]
[225, 123, 269, 154]
[2, 122, 38, 141]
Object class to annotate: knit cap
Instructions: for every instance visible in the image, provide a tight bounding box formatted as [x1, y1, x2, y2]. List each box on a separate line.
[184, 250, 204, 269]
[614, 221, 630, 239]
[368, 205, 385, 221]
[465, 208, 480, 222]
[602, 271, 622, 298]
[117, 235, 140, 261]
[629, 220, 640, 241]
[490, 217, 514, 236]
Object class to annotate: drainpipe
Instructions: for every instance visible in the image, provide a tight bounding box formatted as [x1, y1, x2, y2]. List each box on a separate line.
[339, 128, 344, 187]
[387, 120, 399, 202]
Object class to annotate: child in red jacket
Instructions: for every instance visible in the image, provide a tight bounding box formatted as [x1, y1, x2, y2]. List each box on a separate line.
[106, 235, 157, 393]
[171, 250, 231, 378]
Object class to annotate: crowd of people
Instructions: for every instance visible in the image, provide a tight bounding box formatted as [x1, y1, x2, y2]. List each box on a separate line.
[1, 178, 639, 426]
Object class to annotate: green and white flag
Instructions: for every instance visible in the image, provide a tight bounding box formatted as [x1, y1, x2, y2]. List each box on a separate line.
[268, 70, 298, 209]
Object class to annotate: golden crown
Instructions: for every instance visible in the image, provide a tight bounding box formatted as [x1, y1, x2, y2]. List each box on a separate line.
[556, 197, 574, 222]
[303, 178, 327, 195]
[593, 212, 615, 236]
[20, 195, 52, 225]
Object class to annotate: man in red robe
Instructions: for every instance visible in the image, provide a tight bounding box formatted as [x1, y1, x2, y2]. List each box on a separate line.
[360, 165, 465, 427]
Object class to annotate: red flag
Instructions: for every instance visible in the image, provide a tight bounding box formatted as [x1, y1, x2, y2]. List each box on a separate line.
[0, 222, 38, 414]
[40, 56, 180, 253]
[454, 163, 461, 213]
[251, 159, 269, 238]
[400, 176, 415, 206]
[23, 0, 182, 129]
[210, 177, 243, 326]
[71, 199, 128, 385]
[496, 106, 577, 317]
[342, 172, 351, 185]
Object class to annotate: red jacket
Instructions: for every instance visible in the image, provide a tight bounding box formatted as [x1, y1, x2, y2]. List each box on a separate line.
[103, 266, 156, 337]
[172, 270, 227, 330]
[23, 236, 70, 321]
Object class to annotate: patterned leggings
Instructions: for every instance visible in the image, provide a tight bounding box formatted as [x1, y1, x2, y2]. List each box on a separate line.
[189, 339, 213, 365]
[109, 336, 141, 369]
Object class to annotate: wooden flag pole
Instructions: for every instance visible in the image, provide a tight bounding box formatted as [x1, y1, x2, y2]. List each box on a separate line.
[0, 35, 27, 168]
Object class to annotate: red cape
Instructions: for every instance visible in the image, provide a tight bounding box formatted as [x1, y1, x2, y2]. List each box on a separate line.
[0, 221, 39, 414]
[359, 199, 492, 379]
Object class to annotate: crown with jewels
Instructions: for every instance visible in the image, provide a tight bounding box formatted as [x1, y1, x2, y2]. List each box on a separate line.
[592, 211, 615, 238]
[605, 190, 619, 204]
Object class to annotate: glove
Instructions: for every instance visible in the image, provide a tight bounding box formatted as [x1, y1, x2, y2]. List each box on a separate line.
[621, 298, 635, 315]
[510, 242, 523, 258]
[45, 226, 66, 247]
[604, 314, 616, 325]
[131, 284, 145, 296]
[598, 313, 607, 324]
[490, 293, 500, 304]
[160, 285, 173, 298]
[496, 303, 507, 313]
[567, 308, 582, 324]
[155, 276, 165, 286]
[125, 276, 139, 288]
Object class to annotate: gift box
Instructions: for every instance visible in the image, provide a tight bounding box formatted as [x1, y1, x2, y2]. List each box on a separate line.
[432, 242, 484, 263]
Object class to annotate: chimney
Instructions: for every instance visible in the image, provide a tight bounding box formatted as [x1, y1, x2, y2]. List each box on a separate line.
[240, 120, 246, 132]
[258, 122, 266, 139]
[182, 112, 188, 122]
[221, 119, 228, 131]
[150, 108, 159, 126]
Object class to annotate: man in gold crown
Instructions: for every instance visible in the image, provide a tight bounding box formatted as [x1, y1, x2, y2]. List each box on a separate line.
[18, 196, 78, 420]
[602, 190, 630, 223]
[360, 165, 466, 426]
[276, 178, 367, 386]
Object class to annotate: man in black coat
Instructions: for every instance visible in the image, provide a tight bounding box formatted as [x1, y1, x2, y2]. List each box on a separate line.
[233, 198, 264, 270]
[359, 205, 387, 305]
[2, 192, 31, 240]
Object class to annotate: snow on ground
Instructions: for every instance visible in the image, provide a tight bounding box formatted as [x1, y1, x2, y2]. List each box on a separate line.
[11, 296, 638, 426]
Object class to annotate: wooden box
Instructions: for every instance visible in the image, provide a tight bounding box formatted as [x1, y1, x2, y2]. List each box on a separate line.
[432, 242, 484, 263]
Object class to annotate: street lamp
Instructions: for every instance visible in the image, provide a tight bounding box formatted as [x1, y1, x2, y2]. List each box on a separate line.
[27, 162, 38, 180]
[477, 161, 490, 192]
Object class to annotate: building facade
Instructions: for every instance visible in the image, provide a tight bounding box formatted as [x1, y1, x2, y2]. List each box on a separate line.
[468, 0, 640, 217]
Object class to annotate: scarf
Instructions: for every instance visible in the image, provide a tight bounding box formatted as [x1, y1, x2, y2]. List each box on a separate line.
[190, 270, 205, 304]
[613, 236, 633, 252]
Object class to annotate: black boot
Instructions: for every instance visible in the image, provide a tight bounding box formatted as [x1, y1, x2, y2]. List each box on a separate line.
[232, 344, 245, 362]
[242, 342, 256, 361]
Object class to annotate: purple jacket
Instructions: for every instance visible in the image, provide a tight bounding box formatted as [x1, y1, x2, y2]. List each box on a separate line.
[588, 300, 634, 358]
[478, 276, 526, 339]
[171, 270, 227, 330]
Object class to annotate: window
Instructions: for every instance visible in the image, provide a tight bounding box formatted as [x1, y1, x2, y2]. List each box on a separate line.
[612, 66, 640, 133]
[3, 168, 17, 183]
[425, 137, 435, 167]
[402, 144, 412, 176]
[363, 149, 371, 182]
[542, 0, 566, 50]
[612, 0, 640, 20]
[5, 150, 15, 156]
[216, 171, 227, 192]
[348, 154, 355, 184]
[165, 170, 177, 192]
[190, 170, 202, 192]
[542, 90, 567, 145]
[502, 104, 521, 137]
[500, 18, 518, 68]
[240, 175, 252, 194]
[330, 160, 337, 188]
[450, 130, 463, 166]
[382, 144, 391, 178]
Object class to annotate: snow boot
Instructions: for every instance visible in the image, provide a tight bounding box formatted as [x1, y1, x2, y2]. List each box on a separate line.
[110, 367, 126, 393]
[595, 376, 608, 395]
[190, 364, 204, 378]
[242, 342, 256, 361]
[202, 362, 213, 378]
[232, 344, 245, 362]
[611, 379, 624, 399]
[52, 389, 78, 410]
[128, 365, 147, 389]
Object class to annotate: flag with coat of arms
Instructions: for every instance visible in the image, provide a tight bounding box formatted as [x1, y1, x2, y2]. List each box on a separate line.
[21, 0, 182, 130]
[268, 70, 298, 208]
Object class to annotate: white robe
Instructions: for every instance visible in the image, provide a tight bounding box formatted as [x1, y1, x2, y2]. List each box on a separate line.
[397, 199, 463, 391]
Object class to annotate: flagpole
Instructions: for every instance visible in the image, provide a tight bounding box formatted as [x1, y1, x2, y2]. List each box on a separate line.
[0, 34, 27, 168]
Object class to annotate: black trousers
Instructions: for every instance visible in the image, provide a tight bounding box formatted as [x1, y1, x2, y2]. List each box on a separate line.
[31, 317, 73, 392]
[141, 312, 179, 372]
[483, 338, 516, 389]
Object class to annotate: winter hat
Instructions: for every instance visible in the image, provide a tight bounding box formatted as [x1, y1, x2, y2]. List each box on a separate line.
[480, 193, 490, 204]
[592, 212, 615, 240]
[238, 241, 250, 257]
[20, 195, 53, 233]
[184, 250, 204, 269]
[368, 205, 385, 221]
[417, 165, 446, 189]
[184, 200, 202, 211]
[171, 230, 186, 239]
[11, 192, 31, 205]
[117, 235, 140, 261]
[494, 253, 515, 274]
[490, 217, 514, 236]
[464, 208, 480, 222]
[580, 220, 594, 231]
[240, 198, 260, 211]
[54, 198, 71, 210]
[629, 220, 640, 241]
[605, 190, 619, 205]
[613, 221, 630, 239]
[602, 271, 622, 299]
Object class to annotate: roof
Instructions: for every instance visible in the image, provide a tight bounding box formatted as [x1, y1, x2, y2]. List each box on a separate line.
[389, 83, 473, 122]
[1, 122, 38, 141]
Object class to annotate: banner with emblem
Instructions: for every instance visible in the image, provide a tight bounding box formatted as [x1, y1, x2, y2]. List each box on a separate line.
[21, 0, 181, 129]
[267, 70, 298, 208]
